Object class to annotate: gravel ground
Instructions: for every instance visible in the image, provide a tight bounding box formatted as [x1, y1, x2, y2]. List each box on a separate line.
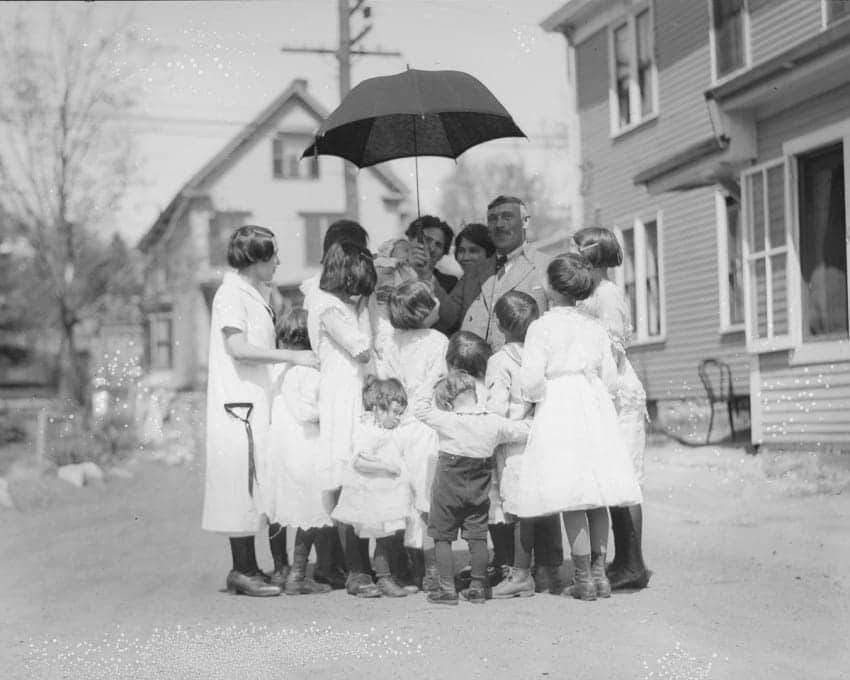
[1, 439, 848, 680]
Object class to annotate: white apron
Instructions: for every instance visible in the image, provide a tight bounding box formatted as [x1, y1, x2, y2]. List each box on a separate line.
[202, 271, 275, 534]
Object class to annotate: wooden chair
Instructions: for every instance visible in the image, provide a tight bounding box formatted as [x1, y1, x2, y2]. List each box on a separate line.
[698, 358, 736, 444]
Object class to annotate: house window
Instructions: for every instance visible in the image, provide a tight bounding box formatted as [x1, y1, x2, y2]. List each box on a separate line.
[716, 190, 745, 330]
[741, 160, 791, 350]
[609, 6, 657, 134]
[209, 211, 251, 266]
[710, 0, 749, 81]
[302, 212, 345, 266]
[798, 143, 848, 342]
[148, 314, 173, 370]
[824, 0, 850, 26]
[273, 134, 319, 180]
[615, 214, 665, 343]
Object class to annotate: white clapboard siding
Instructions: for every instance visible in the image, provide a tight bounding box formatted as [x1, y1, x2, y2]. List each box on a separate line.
[749, 0, 823, 67]
[574, 1, 749, 399]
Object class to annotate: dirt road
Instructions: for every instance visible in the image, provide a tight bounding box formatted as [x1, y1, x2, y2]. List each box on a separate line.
[1, 440, 848, 679]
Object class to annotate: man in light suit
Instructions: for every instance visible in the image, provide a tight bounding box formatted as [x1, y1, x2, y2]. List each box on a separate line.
[431, 194, 563, 593]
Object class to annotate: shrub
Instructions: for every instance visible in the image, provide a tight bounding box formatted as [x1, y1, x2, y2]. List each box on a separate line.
[0, 412, 27, 445]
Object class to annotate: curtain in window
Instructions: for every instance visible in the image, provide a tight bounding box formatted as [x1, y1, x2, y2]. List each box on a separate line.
[614, 24, 631, 127]
[726, 197, 745, 325]
[826, 1, 850, 24]
[644, 220, 661, 336]
[635, 10, 654, 117]
[713, 0, 745, 77]
[622, 229, 638, 329]
[799, 144, 848, 340]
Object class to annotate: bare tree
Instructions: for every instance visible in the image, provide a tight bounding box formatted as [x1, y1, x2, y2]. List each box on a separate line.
[0, 7, 142, 405]
[439, 155, 571, 242]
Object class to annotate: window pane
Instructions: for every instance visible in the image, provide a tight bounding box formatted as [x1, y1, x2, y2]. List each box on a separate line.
[635, 10, 654, 117]
[753, 258, 767, 339]
[272, 138, 283, 178]
[726, 197, 745, 324]
[614, 24, 632, 127]
[826, 1, 850, 25]
[622, 229, 638, 330]
[713, 0, 745, 77]
[799, 143, 849, 341]
[771, 253, 788, 336]
[151, 318, 172, 370]
[644, 220, 661, 336]
[749, 171, 765, 252]
[767, 164, 786, 247]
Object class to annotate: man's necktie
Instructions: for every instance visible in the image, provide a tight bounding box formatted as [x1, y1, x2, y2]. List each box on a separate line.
[495, 253, 508, 276]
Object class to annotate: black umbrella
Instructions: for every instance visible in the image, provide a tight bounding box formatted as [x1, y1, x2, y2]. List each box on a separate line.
[302, 68, 526, 214]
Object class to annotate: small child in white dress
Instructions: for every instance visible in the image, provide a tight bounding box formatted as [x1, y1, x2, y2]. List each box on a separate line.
[573, 227, 650, 590]
[384, 280, 447, 590]
[267, 309, 332, 595]
[332, 377, 413, 598]
[516, 252, 642, 602]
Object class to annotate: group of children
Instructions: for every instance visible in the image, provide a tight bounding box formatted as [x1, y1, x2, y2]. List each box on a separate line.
[260, 226, 647, 605]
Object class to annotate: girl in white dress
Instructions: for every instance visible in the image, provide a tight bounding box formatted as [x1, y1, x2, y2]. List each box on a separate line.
[307, 240, 380, 597]
[267, 309, 333, 595]
[332, 377, 413, 597]
[516, 252, 642, 601]
[384, 280, 447, 590]
[573, 227, 650, 590]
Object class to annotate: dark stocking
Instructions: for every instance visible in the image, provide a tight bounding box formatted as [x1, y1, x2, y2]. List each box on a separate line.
[338, 522, 367, 574]
[489, 523, 515, 570]
[514, 518, 535, 570]
[268, 523, 288, 572]
[609, 506, 629, 571]
[229, 536, 256, 575]
[434, 539, 455, 591]
[313, 526, 338, 575]
[468, 538, 489, 582]
[373, 536, 396, 579]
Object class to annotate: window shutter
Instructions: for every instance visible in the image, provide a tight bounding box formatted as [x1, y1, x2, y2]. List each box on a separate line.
[303, 214, 322, 266]
[741, 160, 795, 352]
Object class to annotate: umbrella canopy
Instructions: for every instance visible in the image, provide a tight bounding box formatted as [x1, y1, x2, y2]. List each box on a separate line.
[301, 68, 526, 168]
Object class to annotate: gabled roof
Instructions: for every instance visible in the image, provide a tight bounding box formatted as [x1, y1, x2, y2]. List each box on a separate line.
[138, 78, 409, 252]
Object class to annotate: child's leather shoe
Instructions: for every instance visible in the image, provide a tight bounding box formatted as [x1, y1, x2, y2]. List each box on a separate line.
[491, 567, 535, 599]
[426, 588, 459, 605]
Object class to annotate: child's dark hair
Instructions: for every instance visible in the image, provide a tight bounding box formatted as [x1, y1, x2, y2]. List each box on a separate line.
[227, 225, 276, 269]
[572, 227, 623, 268]
[362, 375, 408, 412]
[322, 219, 369, 258]
[433, 369, 477, 411]
[494, 291, 540, 343]
[319, 241, 377, 298]
[547, 252, 596, 302]
[276, 308, 310, 350]
[389, 280, 437, 330]
[446, 330, 491, 380]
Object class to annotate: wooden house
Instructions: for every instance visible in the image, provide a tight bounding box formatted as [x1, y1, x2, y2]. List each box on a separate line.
[138, 78, 410, 389]
[542, 0, 850, 448]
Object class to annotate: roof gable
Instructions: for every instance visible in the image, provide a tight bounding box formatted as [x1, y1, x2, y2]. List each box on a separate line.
[139, 78, 408, 252]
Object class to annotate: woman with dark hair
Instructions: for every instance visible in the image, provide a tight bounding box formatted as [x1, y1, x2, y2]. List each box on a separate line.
[406, 215, 458, 294]
[203, 225, 317, 597]
[454, 223, 496, 274]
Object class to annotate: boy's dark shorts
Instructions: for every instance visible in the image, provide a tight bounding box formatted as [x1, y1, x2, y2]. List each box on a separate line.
[428, 452, 492, 542]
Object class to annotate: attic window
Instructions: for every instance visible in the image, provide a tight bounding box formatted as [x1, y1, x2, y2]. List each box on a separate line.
[273, 133, 319, 180]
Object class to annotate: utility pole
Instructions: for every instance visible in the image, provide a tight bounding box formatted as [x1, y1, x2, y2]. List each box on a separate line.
[282, 0, 401, 221]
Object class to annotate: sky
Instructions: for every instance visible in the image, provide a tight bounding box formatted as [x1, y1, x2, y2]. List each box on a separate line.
[2, 0, 573, 243]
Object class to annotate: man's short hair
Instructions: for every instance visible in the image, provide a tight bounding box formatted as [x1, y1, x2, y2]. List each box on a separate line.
[487, 195, 526, 212]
